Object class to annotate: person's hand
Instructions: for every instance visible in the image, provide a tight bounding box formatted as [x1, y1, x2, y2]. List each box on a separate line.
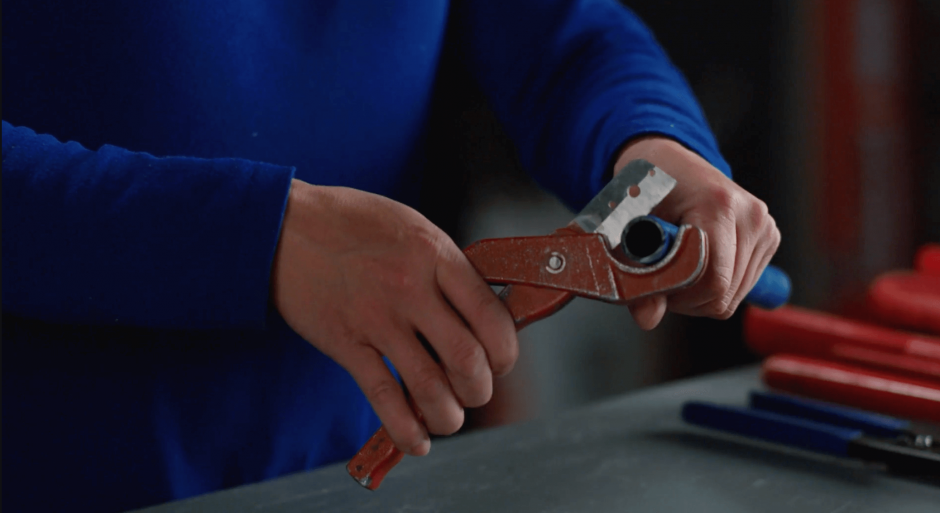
[270, 179, 518, 456]
[613, 136, 781, 330]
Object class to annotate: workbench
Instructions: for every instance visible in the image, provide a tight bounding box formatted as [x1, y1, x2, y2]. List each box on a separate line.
[135, 366, 940, 513]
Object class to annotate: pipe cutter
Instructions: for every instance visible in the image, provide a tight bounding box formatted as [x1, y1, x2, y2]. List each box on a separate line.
[347, 159, 787, 489]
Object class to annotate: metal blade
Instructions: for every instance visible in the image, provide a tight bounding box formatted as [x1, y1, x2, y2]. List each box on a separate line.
[572, 159, 677, 248]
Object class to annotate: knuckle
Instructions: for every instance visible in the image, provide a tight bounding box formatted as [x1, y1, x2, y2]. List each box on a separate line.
[746, 199, 771, 233]
[769, 225, 782, 251]
[716, 306, 736, 320]
[701, 267, 733, 303]
[709, 185, 737, 213]
[728, 296, 746, 315]
[370, 256, 421, 299]
[410, 368, 448, 402]
[458, 383, 491, 409]
[414, 229, 443, 254]
[705, 298, 732, 318]
[365, 379, 401, 405]
[396, 433, 425, 454]
[471, 287, 502, 319]
[751, 197, 770, 219]
[448, 337, 487, 380]
[490, 330, 519, 376]
[446, 339, 493, 408]
[413, 226, 456, 261]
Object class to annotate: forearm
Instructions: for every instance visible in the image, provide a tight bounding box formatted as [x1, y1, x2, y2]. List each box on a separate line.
[2, 121, 295, 329]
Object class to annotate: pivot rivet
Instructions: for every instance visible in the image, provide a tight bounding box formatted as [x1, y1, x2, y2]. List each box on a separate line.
[546, 253, 566, 274]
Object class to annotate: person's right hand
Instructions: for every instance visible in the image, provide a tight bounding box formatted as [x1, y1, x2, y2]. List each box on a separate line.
[270, 179, 518, 456]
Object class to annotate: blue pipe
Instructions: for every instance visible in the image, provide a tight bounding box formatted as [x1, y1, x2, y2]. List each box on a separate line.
[621, 215, 791, 309]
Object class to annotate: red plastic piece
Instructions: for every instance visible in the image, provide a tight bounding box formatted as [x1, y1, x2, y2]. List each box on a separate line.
[346, 426, 404, 489]
[828, 344, 940, 382]
[915, 243, 940, 276]
[744, 305, 940, 361]
[762, 354, 940, 424]
[867, 271, 940, 335]
[347, 224, 708, 489]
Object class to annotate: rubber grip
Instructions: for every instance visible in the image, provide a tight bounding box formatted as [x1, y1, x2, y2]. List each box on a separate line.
[645, 218, 790, 309]
[746, 264, 792, 310]
[682, 401, 861, 457]
[748, 390, 908, 439]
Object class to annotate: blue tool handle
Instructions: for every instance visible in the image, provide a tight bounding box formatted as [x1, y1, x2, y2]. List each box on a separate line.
[682, 401, 863, 457]
[645, 216, 791, 309]
[749, 391, 909, 439]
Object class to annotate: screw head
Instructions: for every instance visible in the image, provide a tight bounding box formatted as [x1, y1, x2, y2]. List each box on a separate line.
[546, 252, 566, 274]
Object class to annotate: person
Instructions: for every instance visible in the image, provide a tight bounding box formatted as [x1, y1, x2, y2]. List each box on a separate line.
[2, 0, 781, 511]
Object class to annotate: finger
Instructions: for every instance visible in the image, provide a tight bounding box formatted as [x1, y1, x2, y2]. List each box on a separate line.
[724, 222, 780, 316]
[722, 240, 768, 318]
[726, 241, 774, 316]
[666, 211, 737, 317]
[436, 250, 519, 377]
[700, 217, 758, 320]
[375, 326, 465, 437]
[628, 295, 668, 330]
[339, 345, 431, 456]
[414, 291, 493, 408]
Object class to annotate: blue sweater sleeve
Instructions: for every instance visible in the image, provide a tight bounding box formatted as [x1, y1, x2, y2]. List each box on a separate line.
[2, 121, 295, 329]
[452, 0, 731, 209]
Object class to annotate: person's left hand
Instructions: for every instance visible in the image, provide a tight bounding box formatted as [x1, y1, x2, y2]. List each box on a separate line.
[612, 136, 781, 330]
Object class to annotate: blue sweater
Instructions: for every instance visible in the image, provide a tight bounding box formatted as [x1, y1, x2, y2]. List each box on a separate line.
[2, 1, 729, 511]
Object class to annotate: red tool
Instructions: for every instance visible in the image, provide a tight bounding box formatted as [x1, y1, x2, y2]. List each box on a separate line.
[745, 305, 940, 381]
[826, 344, 940, 383]
[867, 271, 940, 336]
[347, 160, 709, 489]
[744, 305, 940, 362]
[916, 243, 940, 277]
[762, 354, 940, 425]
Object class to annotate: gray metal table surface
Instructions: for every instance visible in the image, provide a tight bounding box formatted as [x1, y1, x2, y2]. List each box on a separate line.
[136, 366, 940, 513]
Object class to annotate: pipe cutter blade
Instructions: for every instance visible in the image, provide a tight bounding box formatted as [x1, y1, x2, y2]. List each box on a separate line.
[573, 159, 677, 247]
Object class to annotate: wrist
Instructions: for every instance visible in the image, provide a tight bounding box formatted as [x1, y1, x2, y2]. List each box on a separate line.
[271, 179, 320, 300]
[612, 135, 685, 176]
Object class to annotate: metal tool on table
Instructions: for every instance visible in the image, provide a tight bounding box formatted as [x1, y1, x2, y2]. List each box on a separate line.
[683, 390, 940, 476]
[347, 159, 790, 489]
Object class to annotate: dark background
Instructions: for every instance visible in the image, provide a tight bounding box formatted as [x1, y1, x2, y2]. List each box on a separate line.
[420, 0, 940, 422]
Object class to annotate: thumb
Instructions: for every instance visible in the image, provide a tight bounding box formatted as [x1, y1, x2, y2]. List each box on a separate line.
[628, 295, 668, 330]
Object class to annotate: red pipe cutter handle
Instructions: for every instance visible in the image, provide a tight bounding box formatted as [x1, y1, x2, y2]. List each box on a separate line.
[347, 225, 708, 489]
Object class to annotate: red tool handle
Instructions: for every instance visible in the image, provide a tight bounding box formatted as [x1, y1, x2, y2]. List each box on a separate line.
[827, 344, 940, 383]
[348, 226, 709, 489]
[916, 243, 940, 277]
[762, 354, 940, 424]
[346, 284, 572, 490]
[744, 305, 940, 361]
[867, 271, 940, 336]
